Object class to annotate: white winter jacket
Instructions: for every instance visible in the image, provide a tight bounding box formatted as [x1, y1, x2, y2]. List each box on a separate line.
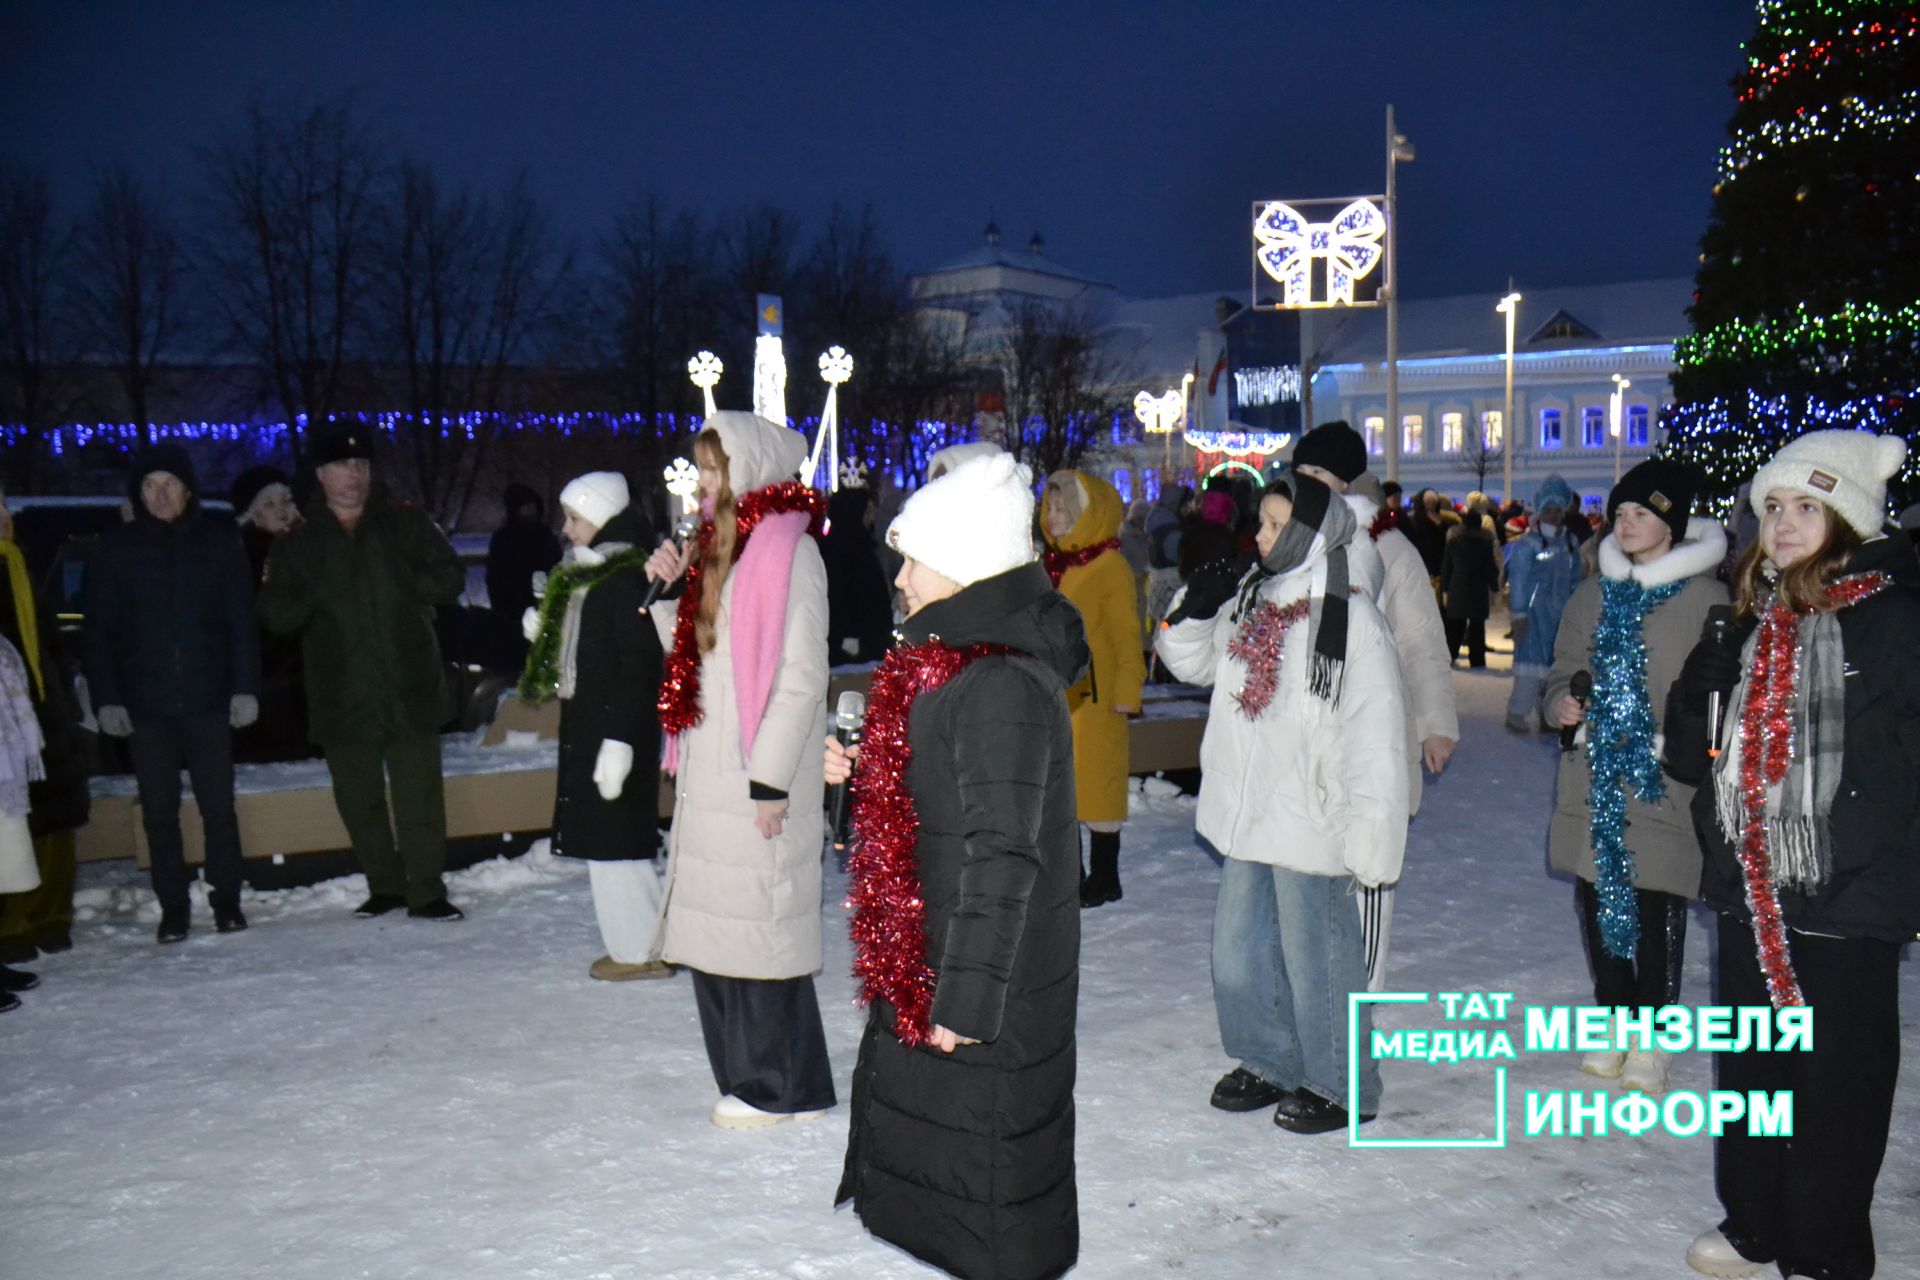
[1157, 529, 1410, 886]
[1369, 511, 1458, 816]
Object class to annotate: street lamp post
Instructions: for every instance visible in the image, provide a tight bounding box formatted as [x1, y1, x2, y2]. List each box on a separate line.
[1610, 373, 1632, 484]
[1384, 106, 1414, 484]
[1496, 289, 1521, 503]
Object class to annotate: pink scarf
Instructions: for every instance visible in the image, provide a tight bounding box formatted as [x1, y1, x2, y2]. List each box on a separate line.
[729, 509, 811, 762]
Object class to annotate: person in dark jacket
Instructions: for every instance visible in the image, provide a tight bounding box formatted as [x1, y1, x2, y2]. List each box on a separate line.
[828, 451, 1087, 1280]
[518, 471, 670, 981]
[258, 427, 468, 921]
[1663, 431, 1918, 1280]
[83, 445, 260, 943]
[1439, 512, 1499, 666]
[1407, 488, 1451, 579]
[487, 481, 562, 666]
[0, 487, 90, 961]
[821, 481, 894, 664]
[230, 465, 312, 762]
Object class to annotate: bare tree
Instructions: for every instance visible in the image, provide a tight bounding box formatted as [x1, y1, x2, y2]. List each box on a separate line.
[0, 165, 73, 489]
[1455, 413, 1505, 493]
[996, 298, 1130, 479]
[199, 97, 382, 451]
[378, 164, 571, 525]
[71, 165, 183, 444]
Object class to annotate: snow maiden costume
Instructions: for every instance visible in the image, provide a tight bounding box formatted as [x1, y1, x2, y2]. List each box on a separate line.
[837, 452, 1089, 1280]
[1156, 473, 1408, 1133]
[649, 411, 835, 1127]
[1665, 431, 1920, 1280]
[1543, 460, 1727, 1092]
[518, 471, 668, 980]
[1505, 473, 1585, 732]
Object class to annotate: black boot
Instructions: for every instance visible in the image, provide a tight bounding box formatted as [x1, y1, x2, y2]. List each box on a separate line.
[1081, 830, 1122, 908]
[213, 899, 249, 934]
[156, 906, 190, 945]
[0, 963, 39, 992]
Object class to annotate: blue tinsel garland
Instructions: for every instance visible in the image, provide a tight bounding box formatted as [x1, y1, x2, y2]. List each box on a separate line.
[1586, 577, 1686, 959]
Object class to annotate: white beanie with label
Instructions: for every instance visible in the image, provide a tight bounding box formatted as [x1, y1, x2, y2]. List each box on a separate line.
[887, 453, 1036, 587]
[1748, 430, 1907, 539]
[558, 471, 629, 533]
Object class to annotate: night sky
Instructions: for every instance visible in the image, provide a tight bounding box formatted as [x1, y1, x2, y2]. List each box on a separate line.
[3, 1, 1755, 301]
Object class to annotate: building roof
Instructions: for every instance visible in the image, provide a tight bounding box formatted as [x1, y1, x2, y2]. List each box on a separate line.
[912, 241, 1114, 291]
[1313, 277, 1693, 364]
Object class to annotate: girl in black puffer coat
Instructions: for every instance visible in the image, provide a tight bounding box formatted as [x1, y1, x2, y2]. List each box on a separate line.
[829, 452, 1088, 1280]
[1663, 431, 1919, 1280]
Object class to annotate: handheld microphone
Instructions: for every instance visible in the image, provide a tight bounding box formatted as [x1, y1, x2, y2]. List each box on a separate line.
[1560, 670, 1592, 753]
[1704, 605, 1734, 759]
[641, 511, 702, 609]
[829, 690, 866, 851]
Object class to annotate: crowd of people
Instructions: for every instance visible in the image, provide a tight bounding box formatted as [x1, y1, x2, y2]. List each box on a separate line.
[0, 413, 1915, 1280]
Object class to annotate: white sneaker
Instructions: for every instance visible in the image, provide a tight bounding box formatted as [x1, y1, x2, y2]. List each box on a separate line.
[1685, 1228, 1770, 1278]
[1620, 1048, 1670, 1095]
[710, 1094, 829, 1130]
[1578, 1049, 1626, 1078]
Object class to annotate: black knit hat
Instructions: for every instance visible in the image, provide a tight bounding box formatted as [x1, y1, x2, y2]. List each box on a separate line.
[1608, 459, 1698, 545]
[309, 424, 375, 469]
[125, 443, 198, 503]
[1290, 420, 1368, 484]
[231, 465, 291, 517]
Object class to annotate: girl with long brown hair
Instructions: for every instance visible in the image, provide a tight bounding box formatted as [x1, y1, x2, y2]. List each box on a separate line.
[1664, 430, 1918, 1280]
[644, 412, 835, 1130]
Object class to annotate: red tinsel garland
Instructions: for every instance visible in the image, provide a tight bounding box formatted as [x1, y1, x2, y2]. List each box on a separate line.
[1226, 597, 1311, 720]
[1043, 538, 1122, 586]
[1368, 506, 1402, 542]
[1733, 572, 1891, 1008]
[844, 638, 1015, 1047]
[656, 481, 826, 737]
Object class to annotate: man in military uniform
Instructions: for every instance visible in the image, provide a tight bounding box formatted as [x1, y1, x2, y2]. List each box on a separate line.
[259, 427, 468, 920]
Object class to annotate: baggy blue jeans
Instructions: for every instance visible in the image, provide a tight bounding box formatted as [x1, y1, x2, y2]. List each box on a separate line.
[1212, 857, 1382, 1113]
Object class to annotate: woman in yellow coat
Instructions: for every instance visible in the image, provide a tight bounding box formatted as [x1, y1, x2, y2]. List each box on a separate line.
[1042, 470, 1146, 907]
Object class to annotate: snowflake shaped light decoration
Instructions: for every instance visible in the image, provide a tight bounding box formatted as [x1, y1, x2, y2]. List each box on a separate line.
[819, 345, 854, 385]
[663, 457, 701, 514]
[1254, 198, 1386, 307]
[687, 350, 723, 417]
[1133, 388, 1185, 435]
[838, 458, 869, 490]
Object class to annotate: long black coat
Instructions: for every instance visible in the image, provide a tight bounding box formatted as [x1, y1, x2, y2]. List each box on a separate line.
[1439, 521, 1500, 621]
[1667, 535, 1920, 943]
[822, 488, 894, 664]
[837, 561, 1089, 1280]
[549, 510, 663, 862]
[82, 502, 259, 721]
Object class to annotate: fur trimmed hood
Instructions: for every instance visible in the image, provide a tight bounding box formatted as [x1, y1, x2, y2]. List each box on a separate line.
[1597, 516, 1726, 587]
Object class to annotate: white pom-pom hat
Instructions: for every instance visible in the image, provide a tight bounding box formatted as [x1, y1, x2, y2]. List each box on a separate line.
[1748, 429, 1907, 538]
[887, 453, 1036, 587]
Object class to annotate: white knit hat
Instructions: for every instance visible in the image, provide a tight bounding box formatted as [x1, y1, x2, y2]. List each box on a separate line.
[1748, 430, 1907, 538]
[558, 471, 629, 533]
[926, 440, 1003, 479]
[887, 452, 1036, 587]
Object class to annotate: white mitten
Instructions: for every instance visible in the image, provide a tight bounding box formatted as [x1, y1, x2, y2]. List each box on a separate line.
[522, 606, 542, 642]
[97, 705, 134, 738]
[593, 739, 634, 801]
[530, 570, 549, 600]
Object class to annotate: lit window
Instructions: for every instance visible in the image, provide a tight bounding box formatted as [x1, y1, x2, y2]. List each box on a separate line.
[1402, 414, 1424, 455]
[1540, 407, 1563, 449]
[1481, 410, 1503, 450]
[1112, 468, 1132, 503]
[1364, 416, 1386, 455]
[1581, 406, 1607, 448]
[1440, 412, 1464, 452]
[1142, 467, 1160, 501]
[1627, 405, 1650, 447]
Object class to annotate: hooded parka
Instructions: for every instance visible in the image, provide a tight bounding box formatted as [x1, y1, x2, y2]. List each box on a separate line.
[649, 414, 829, 978]
[837, 561, 1089, 1280]
[549, 507, 663, 862]
[1042, 472, 1145, 825]
[1545, 518, 1729, 898]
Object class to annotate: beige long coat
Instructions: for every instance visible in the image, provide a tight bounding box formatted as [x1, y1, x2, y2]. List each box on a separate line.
[1544, 519, 1729, 899]
[651, 412, 829, 979]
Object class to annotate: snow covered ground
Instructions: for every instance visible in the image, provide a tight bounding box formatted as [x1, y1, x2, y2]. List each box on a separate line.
[3, 666, 1915, 1279]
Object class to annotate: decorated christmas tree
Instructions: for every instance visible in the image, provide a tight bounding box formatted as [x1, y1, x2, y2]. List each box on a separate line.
[1664, 0, 1919, 512]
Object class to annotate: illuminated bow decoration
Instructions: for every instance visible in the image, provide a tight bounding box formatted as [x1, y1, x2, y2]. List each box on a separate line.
[1133, 388, 1185, 435]
[1254, 199, 1386, 306]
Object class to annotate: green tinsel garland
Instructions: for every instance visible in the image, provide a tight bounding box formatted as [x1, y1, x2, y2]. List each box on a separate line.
[516, 548, 653, 705]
